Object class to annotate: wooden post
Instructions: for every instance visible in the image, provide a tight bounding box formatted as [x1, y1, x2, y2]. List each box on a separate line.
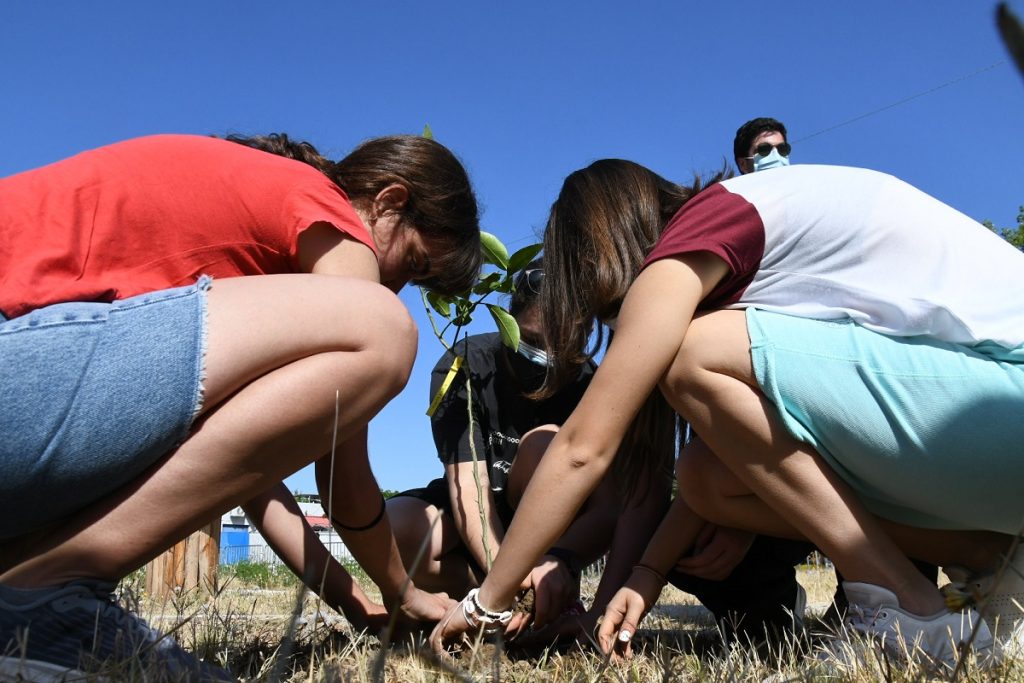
[145, 520, 221, 602]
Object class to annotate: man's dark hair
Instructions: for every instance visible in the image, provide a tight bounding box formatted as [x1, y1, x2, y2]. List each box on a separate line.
[733, 117, 788, 162]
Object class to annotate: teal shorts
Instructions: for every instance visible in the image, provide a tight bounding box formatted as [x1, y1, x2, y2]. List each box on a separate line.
[747, 308, 1024, 534]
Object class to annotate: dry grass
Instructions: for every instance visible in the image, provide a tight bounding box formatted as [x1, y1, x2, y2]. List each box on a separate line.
[114, 564, 1024, 682]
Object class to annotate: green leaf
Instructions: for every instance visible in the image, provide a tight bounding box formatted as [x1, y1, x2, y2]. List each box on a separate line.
[507, 243, 543, 274]
[471, 271, 502, 296]
[422, 123, 434, 140]
[487, 304, 520, 351]
[451, 299, 475, 327]
[480, 231, 509, 269]
[425, 291, 453, 319]
[495, 274, 516, 294]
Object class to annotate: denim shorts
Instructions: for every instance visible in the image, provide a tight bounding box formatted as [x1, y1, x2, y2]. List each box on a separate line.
[0, 277, 210, 539]
[748, 308, 1024, 534]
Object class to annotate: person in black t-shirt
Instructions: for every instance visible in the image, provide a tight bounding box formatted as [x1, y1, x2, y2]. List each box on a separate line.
[388, 261, 669, 634]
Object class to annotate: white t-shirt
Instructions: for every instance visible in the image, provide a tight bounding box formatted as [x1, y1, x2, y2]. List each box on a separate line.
[645, 164, 1024, 349]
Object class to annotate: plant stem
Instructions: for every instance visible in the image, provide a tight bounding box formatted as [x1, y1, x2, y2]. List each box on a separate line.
[419, 286, 506, 572]
[463, 352, 493, 570]
[419, 288, 452, 352]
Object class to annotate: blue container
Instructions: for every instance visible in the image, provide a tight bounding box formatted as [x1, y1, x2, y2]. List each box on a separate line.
[220, 526, 250, 565]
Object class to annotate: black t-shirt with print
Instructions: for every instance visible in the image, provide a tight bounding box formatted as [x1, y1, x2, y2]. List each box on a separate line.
[430, 332, 594, 500]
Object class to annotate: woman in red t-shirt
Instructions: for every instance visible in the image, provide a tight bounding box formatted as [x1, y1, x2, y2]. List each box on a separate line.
[0, 133, 480, 680]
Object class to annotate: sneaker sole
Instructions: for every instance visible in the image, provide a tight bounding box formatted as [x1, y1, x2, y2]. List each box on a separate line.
[0, 657, 103, 683]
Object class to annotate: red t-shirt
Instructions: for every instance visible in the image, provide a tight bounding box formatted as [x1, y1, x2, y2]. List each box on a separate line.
[0, 134, 376, 318]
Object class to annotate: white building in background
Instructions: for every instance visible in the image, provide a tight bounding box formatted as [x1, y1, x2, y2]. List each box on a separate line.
[219, 496, 352, 566]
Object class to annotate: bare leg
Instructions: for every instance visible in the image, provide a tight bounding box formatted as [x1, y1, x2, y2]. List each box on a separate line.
[678, 436, 1013, 572]
[505, 426, 559, 507]
[507, 425, 618, 564]
[1, 274, 417, 587]
[386, 496, 481, 595]
[661, 309, 948, 616]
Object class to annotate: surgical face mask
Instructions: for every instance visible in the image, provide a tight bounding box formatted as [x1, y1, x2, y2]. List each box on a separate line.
[505, 340, 549, 393]
[752, 148, 791, 172]
[516, 339, 550, 367]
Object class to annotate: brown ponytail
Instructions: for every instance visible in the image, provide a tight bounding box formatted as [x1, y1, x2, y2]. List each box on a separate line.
[225, 133, 482, 296]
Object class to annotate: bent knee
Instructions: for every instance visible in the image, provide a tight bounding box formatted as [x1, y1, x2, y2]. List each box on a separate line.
[505, 425, 559, 507]
[662, 310, 752, 398]
[386, 497, 444, 558]
[517, 425, 558, 465]
[201, 276, 418, 411]
[675, 438, 726, 516]
[356, 287, 418, 389]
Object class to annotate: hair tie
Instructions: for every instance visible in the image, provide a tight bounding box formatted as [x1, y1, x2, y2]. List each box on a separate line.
[331, 494, 387, 532]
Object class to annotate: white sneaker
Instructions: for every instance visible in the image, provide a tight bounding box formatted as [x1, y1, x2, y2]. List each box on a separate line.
[839, 582, 994, 671]
[943, 544, 1024, 649]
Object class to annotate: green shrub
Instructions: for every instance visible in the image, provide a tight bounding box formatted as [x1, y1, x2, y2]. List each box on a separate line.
[221, 560, 299, 589]
[222, 560, 272, 588]
[269, 563, 299, 588]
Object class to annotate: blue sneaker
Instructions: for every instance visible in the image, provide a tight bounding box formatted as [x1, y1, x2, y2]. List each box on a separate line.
[0, 580, 233, 682]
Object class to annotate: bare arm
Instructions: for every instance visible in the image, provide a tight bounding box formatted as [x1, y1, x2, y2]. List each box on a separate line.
[473, 255, 726, 612]
[519, 483, 620, 628]
[638, 495, 706, 575]
[594, 494, 707, 657]
[514, 473, 670, 645]
[588, 476, 671, 615]
[298, 222, 381, 280]
[242, 483, 386, 630]
[318, 429, 455, 622]
[446, 460, 506, 572]
[546, 499, 619, 567]
[431, 254, 729, 656]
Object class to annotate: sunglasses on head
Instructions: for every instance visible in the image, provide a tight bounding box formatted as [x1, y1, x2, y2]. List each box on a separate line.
[516, 268, 544, 295]
[748, 141, 791, 159]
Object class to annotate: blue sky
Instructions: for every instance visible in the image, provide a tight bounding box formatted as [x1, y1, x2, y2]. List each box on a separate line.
[3, 1, 1022, 494]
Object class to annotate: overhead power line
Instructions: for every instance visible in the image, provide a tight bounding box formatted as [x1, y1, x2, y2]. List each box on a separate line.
[794, 60, 1006, 143]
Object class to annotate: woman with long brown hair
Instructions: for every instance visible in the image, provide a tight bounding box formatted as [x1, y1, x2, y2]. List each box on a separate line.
[387, 260, 672, 643]
[432, 159, 1024, 668]
[0, 132, 480, 681]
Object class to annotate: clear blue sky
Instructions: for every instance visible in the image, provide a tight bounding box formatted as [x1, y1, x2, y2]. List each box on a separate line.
[2, 1, 1022, 493]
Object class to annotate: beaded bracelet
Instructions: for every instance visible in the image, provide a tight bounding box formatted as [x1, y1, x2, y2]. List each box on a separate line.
[462, 588, 514, 634]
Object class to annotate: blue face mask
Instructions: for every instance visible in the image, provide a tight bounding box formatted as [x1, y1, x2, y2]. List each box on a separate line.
[517, 339, 550, 367]
[506, 339, 549, 392]
[752, 148, 790, 172]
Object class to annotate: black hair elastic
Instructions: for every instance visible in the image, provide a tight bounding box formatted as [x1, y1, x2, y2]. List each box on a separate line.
[331, 494, 387, 532]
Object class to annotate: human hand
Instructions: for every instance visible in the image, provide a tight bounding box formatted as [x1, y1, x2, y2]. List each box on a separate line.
[596, 567, 664, 660]
[429, 595, 476, 655]
[349, 601, 391, 634]
[525, 555, 579, 629]
[503, 606, 532, 641]
[395, 586, 457, 626]
[511, 602, 594, 649]
[674, 524, 754, 581]
[429, 588, 515, 655]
